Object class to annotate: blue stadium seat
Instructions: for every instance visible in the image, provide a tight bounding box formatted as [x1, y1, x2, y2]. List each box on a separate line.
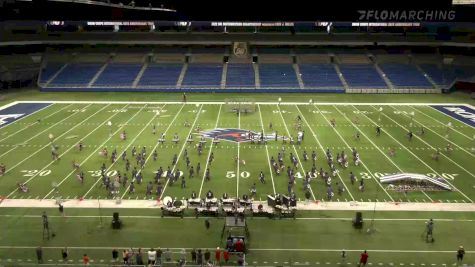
[138, 64, 183, 87]
[182, 64, 223, 88]
[49, 63, 102, 86]
[379, 63, 433, 88]
[39, 63, 65, 83]
[94, 64, 142, 86]
[298, 64, 343, 88]
[259, 64, 299, 88]
[225, 64, 255, 88]
[339, 64, 387, 88]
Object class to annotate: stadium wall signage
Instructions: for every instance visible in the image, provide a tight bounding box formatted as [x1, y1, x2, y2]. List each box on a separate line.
[431, 105, 475, 128]
[357, 10, 456, 21]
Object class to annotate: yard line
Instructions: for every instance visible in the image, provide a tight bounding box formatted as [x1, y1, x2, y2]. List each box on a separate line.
[313, 105, 395, 202]
[334, 106, 433, 202]
[410, 106, 473, 141]
[160, 105, 204, 199]
[198, 104, 222, 198]
[392, 106, 474, 158]
[0, 104, 85, 159]
[81, 104, 155, 199]
[0, 104, 72, 143]
[376, 106, 475, 181]
[3, 104, 104, 176]
[120, 104, 185, 199]
[257, 104, 276, 195]
[296, 105, 354, 201]
[352, 105, 473, 203]
[20, 104, 126, 199]
[237, 109, 241, 197]
[276, 104, 316, 201]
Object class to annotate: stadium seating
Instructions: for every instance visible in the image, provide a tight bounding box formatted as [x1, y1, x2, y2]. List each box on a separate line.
[298, 64, 343, 88]
[379, 63, 433, 88]
[138, 63, 183, 87]
[339, 64, 387, 88]
[182, 64, 223, 88]
[259, 64, 299, 88]
[49, 63, 102, 86]
[225, 64, 255, 88]
[418, 64, 456, 87]
[94, 64, 142, 86]
[39, 63, 64, 84]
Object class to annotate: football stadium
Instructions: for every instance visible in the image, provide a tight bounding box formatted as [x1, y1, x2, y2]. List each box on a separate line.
[0, 0, 475, 266]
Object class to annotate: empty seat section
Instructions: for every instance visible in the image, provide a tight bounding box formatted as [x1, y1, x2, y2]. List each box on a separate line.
[339, 64, 387, 88]
[40, 63, 64, 83]
[138, 64, 183, 87]
[182, 64, 223, 87]
[379, 63, 433, 88]
[259, 64, 299, 88]
[225, 64, 255, 88]
[49, 63, 102, 86]
[419, 64, 456, 86]
[94, 64, 142, 86]
[298, 64, 342, 87]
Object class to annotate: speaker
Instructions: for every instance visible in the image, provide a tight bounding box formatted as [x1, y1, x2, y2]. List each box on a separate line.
[353, 212, 363, 229]
[112, 212, 122, 229]
[252, 56, 258, 63]
[224, 56, 229, 63]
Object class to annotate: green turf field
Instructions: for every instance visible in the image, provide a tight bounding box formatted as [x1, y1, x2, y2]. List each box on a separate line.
[0, 91, 474, 266]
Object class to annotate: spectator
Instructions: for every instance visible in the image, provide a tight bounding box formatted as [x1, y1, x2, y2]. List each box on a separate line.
[191, 248, 197, 263]
[215, 247, 221, 266]
[82, 254, 90, 266]
[112, 248, 118, 262]
[61, 247, 68, 262]
[147, 248, 156, 265]
[223, 249, 229, 263]
[36, 247, 43, 264]
[457, 246, 465, 263]
[135, 248, 143, 265]
[358, 250, 369, 267]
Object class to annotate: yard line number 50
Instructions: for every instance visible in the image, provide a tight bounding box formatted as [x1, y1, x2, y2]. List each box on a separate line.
[226, 171, 251, 179]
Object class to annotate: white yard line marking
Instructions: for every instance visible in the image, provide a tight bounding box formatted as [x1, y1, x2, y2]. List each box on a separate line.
[40, 104, 131, 199]
[0, 104, 84, 159]
[81, 104, 153, 199]
[296, 105, 354, 201]
[120, 104, 184, 199]
[334, 105, 433, 202]
[0, 104, 72, 143]
[4, 103, 102, 179]
[257, 104, 276, 195]
[355, 105, 472, 203]
[393, 106, 475, 158]
[160, 105, 204, 199]
[410, 106, 473, 141]
[276, 104, 316, 201]
[313, 104, 395, 202]
[376, 106, 475, 197]
[198, 104, 222, 198]
[237, 109, 241, 197]
[0, 103, 53, 131]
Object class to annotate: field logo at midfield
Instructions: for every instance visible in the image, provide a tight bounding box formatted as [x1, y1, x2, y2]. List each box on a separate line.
[431, 105, 475, 128]
[200, 128, 280, 143]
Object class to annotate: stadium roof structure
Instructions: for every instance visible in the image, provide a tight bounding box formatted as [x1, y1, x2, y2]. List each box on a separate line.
[380, 173, 453, 191]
